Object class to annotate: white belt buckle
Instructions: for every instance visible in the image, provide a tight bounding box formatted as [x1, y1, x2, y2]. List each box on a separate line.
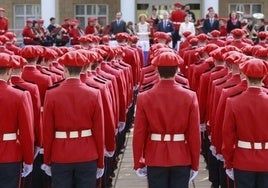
[81, 129, 92, 137]
[40, 106, 44, 112]
[69, 131, 79, 138]
[151, 134, 161, 141]
[173, 134, 185, 141]
[163, 134, 171, 141]
[3, 133, 17, 141]
[55, 131, 67, 138]
[265, 143, 268, 149]
[254, 143, 262, 150]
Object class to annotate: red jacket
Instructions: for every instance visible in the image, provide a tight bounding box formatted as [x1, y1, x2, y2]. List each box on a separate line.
[43, 78, 104, 167]
[22, 26, 37, 45]
[0, 80, 34, 164]
[213, 80, 247, 154]
[69, 28, 82, 45]
[133, 80, 200, 170]
[170, 9, 186, 30]
[222, 87, 268, 171]
[80, 72, 116, 152]
[11, 76, 42, 147]
[22, 65, 53, 105]
[0, 16, 8, 35]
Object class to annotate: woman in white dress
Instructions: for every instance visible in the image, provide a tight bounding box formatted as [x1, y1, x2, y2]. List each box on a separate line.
[179, 14, 195, 41]
[136, 14, 150, 41]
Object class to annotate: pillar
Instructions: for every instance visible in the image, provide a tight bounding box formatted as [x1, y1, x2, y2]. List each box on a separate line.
[202, 0, 219, 18]
[120, 0, 136, 23]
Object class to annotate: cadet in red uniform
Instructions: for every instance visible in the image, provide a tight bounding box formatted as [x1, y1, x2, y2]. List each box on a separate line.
[69, 19, 84, 45]
[133, 52, 200, 188]
[0, 53, 34, 188]
[206, 7, 219, 19]
[170, 2, 186, 48]
[22, 20, 40, 45]
[85, 18, 98, 35]
[0, 8, 8, 35]
[222, 58, 268, 188]
[42, 51, 105, 188]
[61, 17, 70, 44]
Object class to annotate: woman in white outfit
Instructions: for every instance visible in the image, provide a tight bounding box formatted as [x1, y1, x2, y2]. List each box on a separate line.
[136, 14, 150, 41]
[179, 14, 195, 41]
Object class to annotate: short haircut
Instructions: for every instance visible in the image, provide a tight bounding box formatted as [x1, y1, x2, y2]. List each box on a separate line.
[91, 62, 100, 70]
[157, 66, 178, 78]
[247, 77, 263, 84]
[0, 67, 10, 75]
[65, 66, 82, 76]
[50, 17, 55, 21]
[25, 57, 38, 63]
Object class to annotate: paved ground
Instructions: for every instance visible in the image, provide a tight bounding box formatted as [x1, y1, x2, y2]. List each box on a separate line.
[113, 129, 211, 188]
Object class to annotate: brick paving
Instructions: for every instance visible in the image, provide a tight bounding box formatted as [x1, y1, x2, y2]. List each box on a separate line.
[113, 129, 211, 188]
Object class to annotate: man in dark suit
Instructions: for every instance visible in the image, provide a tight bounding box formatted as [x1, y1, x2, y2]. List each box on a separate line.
[110, 12, 127, 36]
[157, 11, 174, 34]
[202, 11, 219, 34]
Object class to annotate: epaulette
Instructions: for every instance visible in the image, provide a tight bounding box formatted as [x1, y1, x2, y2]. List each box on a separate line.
[203, 68, 212, 74]
[93, 78, 106, 84]
[177, 73, 187, 78]
[24, 80, 37, 85]
[139, 84, 154, 93]
[262, 85, 268, 89]
[175, 80, 188, 86]
[47, 84, 60, 90]
[53, 79, 65, 85]
[228, 91, 243, 98]
[86, 83, 99, 90]
[12, 85, 26, 91]
[144, 72, 156, 78]
[224, 84, 237, 89]
[96, 75, 108, 82]
[215, 79, 227, 86]
[47, 69, 62, 76]
[40, 70, 51, 76]
[182, 85, 195, 92]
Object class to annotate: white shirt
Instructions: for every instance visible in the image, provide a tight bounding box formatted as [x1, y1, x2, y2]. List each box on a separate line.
[137, 22, 150, 41]
[179, 22, 195, 41]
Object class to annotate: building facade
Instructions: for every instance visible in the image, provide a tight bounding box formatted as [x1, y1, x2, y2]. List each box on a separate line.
[0, 0, 267, 39]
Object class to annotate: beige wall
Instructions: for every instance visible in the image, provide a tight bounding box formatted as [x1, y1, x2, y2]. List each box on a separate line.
[219, 0, 267, 18]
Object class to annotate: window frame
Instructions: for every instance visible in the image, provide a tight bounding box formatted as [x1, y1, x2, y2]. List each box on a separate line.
[228, 3, 263, 17]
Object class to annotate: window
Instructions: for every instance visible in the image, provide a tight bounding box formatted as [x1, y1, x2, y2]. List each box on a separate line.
[74, 4, 108, 30]
[229, 3, 263, 17]
[13, 4, 41, 40]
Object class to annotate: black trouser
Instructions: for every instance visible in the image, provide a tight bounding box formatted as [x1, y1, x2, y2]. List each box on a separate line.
[208, 150, 220, 188]
[219, 161, 234, 188]
[51, 160, 97, 188]
[0, 162, 21, 188]
[234, 169, 268, 188]
[147, 166, 190, 188]
[172, 30, 180, 49]
[31, 154, 52, 188]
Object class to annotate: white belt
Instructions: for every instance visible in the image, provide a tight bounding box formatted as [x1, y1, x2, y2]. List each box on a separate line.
[151, 133, 185, 141]
[40, 106, 44, 112]
[238, 140, 268, 150]
[3, 133, 17, 141]
[55, 129, 92, 139]
[23, 37, 33, 40]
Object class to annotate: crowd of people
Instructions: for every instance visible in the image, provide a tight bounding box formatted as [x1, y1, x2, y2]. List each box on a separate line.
[0, 2, 268, 188]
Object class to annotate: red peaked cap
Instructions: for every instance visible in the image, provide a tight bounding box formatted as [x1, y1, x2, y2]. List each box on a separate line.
[151, 51, 183, 67]
[224, 52, 244, 65]
[101, 35, 111, 43]
[231, 28, 244, 37]
[197, 33, 208, 41]
[210, 30, 221, 37]
[182, 31, 192, 38]
[4, 32, 16, 39]
[257, 31, 267, 39]
[43, 48, 58, 60]
[252, 45, 268, 58]
[174, 2, 183, 7]
[58, 51, 89, 67]
[203, 43, 219, 54]
[11, 55, 28, 69]
[239, 58, 268, 78]
[75, 49, 99, 64]
[241, 45, 253, 55]
[189, 37, 199, 44]
[49, 46, 64, 56]
[0, 53, 19, 67]
[98, 45, 114, 58]
[19, 45, 42, 58]
[130, 35, 139, 43]
[115, 32, 130, 40]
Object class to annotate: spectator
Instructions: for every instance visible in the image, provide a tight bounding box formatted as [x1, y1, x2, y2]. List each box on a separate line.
[227, 11, 241, 34]
[126, 21, 136, 35]
[205, 7, 219, 19]
[136, 14, 150, 41]
[157, 11, 174, 34]
[179, 14, 195, 41]
[202, 11, 219, 34]
[150, 7, 159, 26]
[184, 4, 196, 23]
[110, 12, 127, 36]
[0, 7, 8, 35]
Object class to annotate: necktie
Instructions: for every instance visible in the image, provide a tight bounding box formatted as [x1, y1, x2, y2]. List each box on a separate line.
[117, 20, 120, 26]
[164, 20, 167, 30]
[210, 19, 213, 26]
